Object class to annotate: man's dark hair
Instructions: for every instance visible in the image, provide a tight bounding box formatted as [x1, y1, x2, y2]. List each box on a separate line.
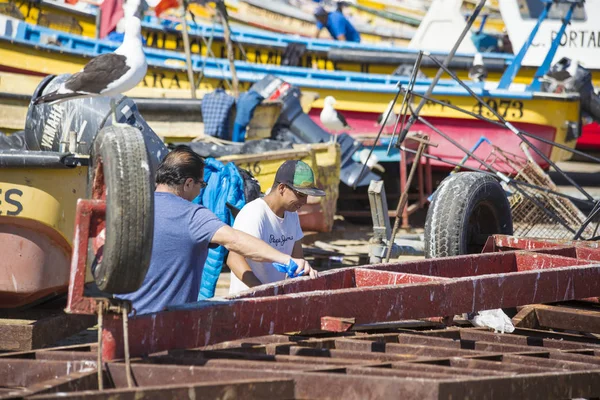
[156, 145, 205, 186]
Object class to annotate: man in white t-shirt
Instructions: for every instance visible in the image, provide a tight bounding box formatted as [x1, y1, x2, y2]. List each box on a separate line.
[228, 160, 324, 294]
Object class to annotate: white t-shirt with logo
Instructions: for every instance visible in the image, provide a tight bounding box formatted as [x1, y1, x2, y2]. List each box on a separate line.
[228, 198, 304, 295]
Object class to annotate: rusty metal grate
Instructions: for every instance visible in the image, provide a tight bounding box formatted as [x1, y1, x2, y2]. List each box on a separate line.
[482, 146, 595, 239]
[2, 304, 600, 399]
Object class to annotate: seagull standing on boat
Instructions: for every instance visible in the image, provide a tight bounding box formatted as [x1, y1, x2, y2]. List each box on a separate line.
[34, 16, 147, 105]
[320, 96, 352, 132]
[375, 99, 398, 128]
[468, 53, 488, 83]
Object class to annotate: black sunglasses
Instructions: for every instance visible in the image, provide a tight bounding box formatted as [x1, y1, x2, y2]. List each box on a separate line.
[197, 180, 208, 189]
[286, 185, 307, 198]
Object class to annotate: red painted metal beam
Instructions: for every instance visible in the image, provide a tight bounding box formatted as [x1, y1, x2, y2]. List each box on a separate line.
[65, 199, 106, 315]
[102, 252, 600, 360]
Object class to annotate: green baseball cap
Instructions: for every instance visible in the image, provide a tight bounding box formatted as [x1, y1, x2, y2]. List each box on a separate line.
[274, 160, 326, 197]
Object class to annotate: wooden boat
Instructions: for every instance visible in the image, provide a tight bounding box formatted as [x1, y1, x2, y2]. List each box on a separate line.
[224, 0, 414, 45]
[0, 16, 589, 167]
[4, 0, 599, 88]
[0, 154, 86, 308]
[0, 0, 528, 82]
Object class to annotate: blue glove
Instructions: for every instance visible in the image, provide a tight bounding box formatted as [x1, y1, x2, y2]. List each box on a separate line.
[273, 258, 305, 278]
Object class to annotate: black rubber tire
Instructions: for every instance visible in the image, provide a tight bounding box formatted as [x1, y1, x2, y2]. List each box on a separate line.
[89, 125, 154, 294]
[424, 172, 513, 258]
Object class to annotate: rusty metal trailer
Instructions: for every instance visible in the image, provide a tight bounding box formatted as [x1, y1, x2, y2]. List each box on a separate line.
[2, 302, 600, 399]
[5, 196, 599, 399]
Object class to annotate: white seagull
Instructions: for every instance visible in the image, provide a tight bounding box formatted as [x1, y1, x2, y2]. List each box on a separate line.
[34, 17, 147, 105]
[468, 53, 488, 83]
[375, 99, 398, 128]
[320, 96, 352, 132]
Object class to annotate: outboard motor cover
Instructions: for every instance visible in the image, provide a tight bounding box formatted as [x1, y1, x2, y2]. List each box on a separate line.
[249, 74, 379, 187]
[26, 74, 169, 175]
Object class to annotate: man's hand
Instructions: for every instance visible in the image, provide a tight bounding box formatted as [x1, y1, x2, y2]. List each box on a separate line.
[273, 258, 319, 279]
[291, 258, 319, 279]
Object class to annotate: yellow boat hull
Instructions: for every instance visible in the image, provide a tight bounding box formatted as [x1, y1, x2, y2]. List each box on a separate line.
[0, 0, 521, 79]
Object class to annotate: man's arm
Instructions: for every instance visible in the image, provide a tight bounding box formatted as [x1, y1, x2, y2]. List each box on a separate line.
[227, 251, 262, 288]
[212, 225, 306, 273]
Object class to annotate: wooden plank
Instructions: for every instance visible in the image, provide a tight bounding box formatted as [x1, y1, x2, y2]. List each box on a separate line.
[0, 313, 95, 351]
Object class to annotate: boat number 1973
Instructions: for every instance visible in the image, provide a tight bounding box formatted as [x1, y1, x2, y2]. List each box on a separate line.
[0, 188, 23, 216]
[473, 99, 524, 119]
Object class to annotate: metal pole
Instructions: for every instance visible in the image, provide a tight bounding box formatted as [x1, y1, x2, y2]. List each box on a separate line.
[396, 0, 487, 146]
[352, 82, 403, 189]
[215, 0, 239, 97]
[386, 140, 427, 262]
[180, 1, 197, 99]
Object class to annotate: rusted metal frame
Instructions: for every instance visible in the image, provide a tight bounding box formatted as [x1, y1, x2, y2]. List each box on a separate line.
[341, 334, 464, 350]
[373, 251, 589, 278]
[387, 360, 514, 377]
[333, 338, 486, 358]
[149, 355, 386, 372]
[102, 261, 600, 360]
[513, 326, 600, 345]
[103, 363, 444, 399]
[354, 269, 451, 287]
[484, 235, 600, 252]
[455, 328, 600, 351]
[65, 199, 106, 316]
[234, 251, 585, 300]
[0, 358, 98, 388]
[500, 353, 600, 372]
[345, 363, 511, 379]
[201, 333, 309, 349]
[471, 341, 600, 365]
[532, 305, 600, 334]
[425, 323, 600, 348]
[441, 357, 562, 374]
[343, 366, 483, 380]
[435, 370, 600, 400]
[0, 344, 97, 361]
[3, 370, 98, 399]
[105, 362, 600, 400]
[28, 378, 296, 400]
[287, 346, 422, 362]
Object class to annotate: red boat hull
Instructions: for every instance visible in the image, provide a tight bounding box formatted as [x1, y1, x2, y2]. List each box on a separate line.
[309, 109, 560, 170]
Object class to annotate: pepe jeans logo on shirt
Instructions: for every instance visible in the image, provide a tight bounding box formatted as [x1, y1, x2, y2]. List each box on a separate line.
[269, 234, 294, 247]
